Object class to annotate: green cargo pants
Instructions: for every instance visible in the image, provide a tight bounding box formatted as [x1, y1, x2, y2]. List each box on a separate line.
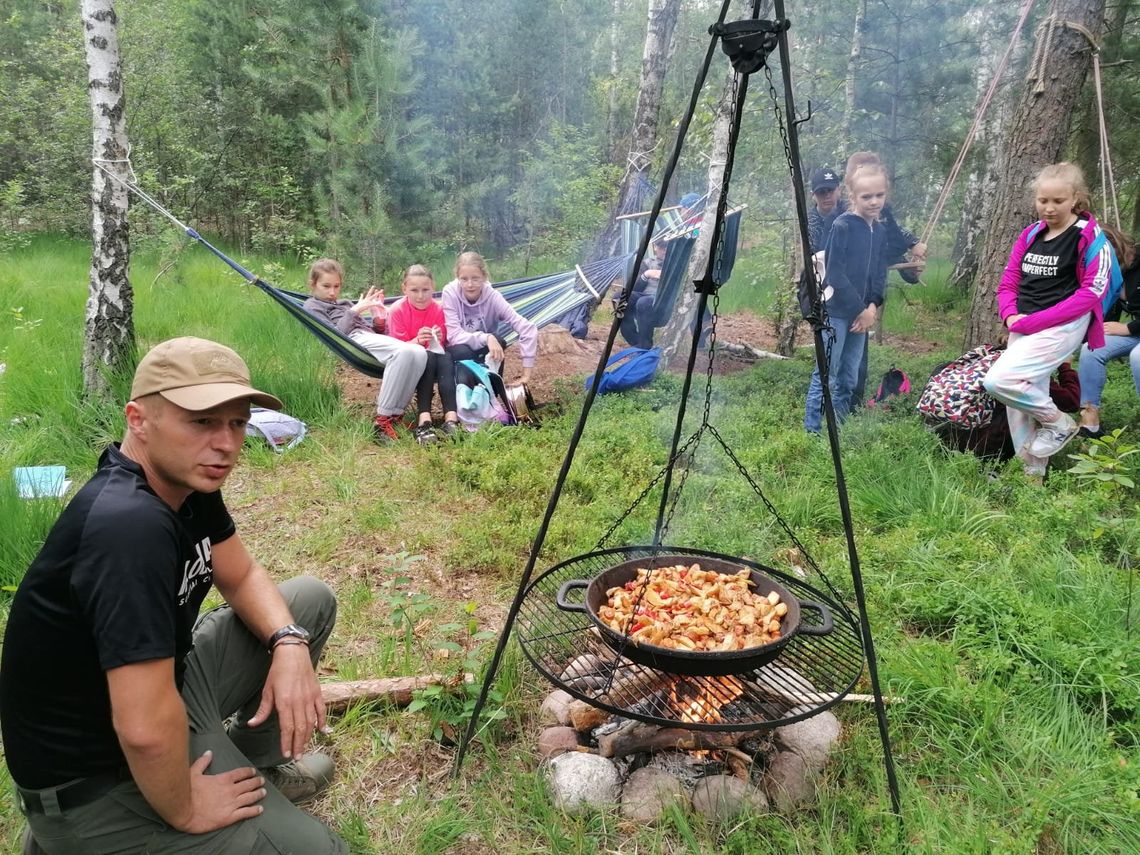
[19, 576, 347, 854]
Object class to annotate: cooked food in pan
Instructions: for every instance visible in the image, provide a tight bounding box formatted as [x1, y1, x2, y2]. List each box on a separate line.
[596, 562, 788, 652]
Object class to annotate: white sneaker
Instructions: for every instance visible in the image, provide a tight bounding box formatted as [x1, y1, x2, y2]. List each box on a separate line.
[1027, 414, 1078, 458]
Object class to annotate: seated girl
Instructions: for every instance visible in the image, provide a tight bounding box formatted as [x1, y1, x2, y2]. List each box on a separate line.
[387, 265, 461, 443]
[301, 258, 426, 443]
[1077, 224, 1140, 438]
[441, 251, 538, 386]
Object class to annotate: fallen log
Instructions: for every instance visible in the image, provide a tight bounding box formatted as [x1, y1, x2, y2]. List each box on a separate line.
[320, 673, 473, 713]
[597, 720, 748, 758]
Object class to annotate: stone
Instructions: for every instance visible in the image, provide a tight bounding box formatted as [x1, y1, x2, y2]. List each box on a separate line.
[690, 774, 768, 822]
[559, 654, 608, 689]
[762, 750, 816, 813]
[537, 726, 581, 760]
[773, 711, 841, 774]
[539, 690, 574, 727]
[545, 752, 621, 812]
[619, 767, 686, 824]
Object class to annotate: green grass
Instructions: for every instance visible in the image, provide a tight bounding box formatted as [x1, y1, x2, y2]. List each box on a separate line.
[2, 236, 1139, 853]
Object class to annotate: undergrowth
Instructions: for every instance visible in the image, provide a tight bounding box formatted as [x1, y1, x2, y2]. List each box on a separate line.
[1, 237, 1137, 854]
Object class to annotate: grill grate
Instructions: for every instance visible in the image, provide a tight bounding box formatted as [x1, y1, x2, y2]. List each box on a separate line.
[518, 546, 864, 731]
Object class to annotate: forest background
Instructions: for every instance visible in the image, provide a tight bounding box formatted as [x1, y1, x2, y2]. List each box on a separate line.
[2, 3, 1140, 853]
[6, 0, 1139, 296]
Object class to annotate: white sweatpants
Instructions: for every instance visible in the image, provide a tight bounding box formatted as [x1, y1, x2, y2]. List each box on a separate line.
[982, 316, 1089, 471]
[349, 330, 428, 416]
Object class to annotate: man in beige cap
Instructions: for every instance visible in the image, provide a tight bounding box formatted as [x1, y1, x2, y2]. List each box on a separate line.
[1, 337, 346, 854]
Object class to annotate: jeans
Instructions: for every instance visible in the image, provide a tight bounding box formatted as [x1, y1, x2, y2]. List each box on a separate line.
[1077, 334, 1140, 407]
[804, 316, 865, 433]
[619, 293, 656, 349]
[21, 578, 345, 855]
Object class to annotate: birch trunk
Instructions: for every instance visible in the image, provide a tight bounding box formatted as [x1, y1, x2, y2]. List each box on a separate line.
[592, 0, 682, 261]
[949, 1, 1025, 291]
[840, 0, 867, 157]
[656, 66, 735, 365]
[965, 0, 1107, 348]
[81, 0, 134, 400]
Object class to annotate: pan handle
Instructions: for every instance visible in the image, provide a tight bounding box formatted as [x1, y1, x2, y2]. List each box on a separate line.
[796, 600, 833, 636]
[555, 580, 590, 613]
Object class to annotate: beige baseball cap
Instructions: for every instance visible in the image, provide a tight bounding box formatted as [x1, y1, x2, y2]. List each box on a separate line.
[130, 337, 283, 411]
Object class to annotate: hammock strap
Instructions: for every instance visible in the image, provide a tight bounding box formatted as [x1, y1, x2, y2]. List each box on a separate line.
[917, 0, 1036, 249]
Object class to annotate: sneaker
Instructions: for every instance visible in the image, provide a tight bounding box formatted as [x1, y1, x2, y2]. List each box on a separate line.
[441, 420, 461, 438]
[1027, 413, 1079, 458]
[261, 752, 335, 805]
[372, 414, 400, 444]
[412, 423, 439, 446]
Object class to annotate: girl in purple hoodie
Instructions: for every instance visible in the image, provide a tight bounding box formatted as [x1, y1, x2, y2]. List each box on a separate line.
[983, 162, 1112, 475]
[441, 252, 538, 385]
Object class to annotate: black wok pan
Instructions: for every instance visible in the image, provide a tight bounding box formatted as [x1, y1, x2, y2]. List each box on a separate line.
[556, 554, 832, 676]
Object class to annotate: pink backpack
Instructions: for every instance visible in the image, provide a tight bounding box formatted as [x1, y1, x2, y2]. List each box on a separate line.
[915, 344, 1003, 428]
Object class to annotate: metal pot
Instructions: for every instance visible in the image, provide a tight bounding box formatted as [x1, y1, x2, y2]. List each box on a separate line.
[555, 554, 832, 676]
[504, 383, 535, 422]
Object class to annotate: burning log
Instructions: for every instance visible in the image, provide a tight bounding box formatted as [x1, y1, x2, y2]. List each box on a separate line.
[566, 667, 673, 732]
[596, 720, 750, 758]
[319, 673, 473, 713]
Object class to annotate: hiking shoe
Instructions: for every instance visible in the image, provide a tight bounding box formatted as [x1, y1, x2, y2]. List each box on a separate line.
[261, 752, 335, 805]
[441, 420, 461, 438]
[1027, 414, 1078, 458]
[373, 414, 400, 444]
[412, 423, 439, 446]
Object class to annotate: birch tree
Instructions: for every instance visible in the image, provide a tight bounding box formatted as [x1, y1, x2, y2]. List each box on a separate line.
[965, 0, 1107, 348]
[81, 0, 133, 399]
[948, 0, 1027, 291]
[592, 0, 682, 260]
[840, 0, 867, 157]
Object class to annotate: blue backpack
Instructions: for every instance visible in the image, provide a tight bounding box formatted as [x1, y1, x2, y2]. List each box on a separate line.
[584, 347, 661, 394]
[1024, 220, 1123, 314]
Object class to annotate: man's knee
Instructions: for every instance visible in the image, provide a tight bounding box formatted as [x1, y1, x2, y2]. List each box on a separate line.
[278, 576, 337, 643]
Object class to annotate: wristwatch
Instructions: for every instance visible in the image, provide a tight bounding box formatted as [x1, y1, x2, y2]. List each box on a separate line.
[267, 623, 311, 651]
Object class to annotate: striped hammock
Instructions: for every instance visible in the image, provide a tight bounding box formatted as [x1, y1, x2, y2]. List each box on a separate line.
[263, 253, 635, 379]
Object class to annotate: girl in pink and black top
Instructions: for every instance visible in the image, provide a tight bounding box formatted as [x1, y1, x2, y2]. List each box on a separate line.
[388, 265, 460, 443]
[983, 162, 1112, 476]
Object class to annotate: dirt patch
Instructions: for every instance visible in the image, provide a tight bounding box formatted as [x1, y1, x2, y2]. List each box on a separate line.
[334, 309, 944, 417]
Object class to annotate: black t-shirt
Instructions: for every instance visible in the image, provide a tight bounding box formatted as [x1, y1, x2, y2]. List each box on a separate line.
[1017, 222, 1082, 315]
[0, 444, 234, 788]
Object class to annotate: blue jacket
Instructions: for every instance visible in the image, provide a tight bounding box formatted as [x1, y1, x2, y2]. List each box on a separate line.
[823, 211, 887, 319]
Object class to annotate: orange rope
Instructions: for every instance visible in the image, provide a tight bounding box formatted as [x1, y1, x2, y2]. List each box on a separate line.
[917, 0, 1037, 249]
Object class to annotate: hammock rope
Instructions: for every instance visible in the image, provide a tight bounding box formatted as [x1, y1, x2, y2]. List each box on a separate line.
[916, 0, 1036, 249]
[94, 161, 629, 376]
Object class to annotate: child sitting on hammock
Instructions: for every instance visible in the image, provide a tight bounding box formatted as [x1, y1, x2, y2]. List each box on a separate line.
[387, 264, 461, 443]
[441, 251, 538, 386]
[302, 258, 426, 444]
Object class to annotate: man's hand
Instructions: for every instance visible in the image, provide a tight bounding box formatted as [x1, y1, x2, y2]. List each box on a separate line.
[176, 751, 266, 833]
[910, 242, 928, 262]
[486, 336, 505, 362]
[850, 305, 877, 333]
[1104, 321, 1131, 336]
[245, 644, 326, 760]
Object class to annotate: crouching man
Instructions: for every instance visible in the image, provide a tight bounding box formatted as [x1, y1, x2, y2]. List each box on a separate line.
[1, 337, 346, 854]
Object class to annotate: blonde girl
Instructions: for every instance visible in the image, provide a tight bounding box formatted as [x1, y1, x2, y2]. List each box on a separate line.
[983, 162, 1113, 475]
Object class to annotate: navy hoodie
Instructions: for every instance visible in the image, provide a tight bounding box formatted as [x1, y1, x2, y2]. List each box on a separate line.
[823, 211, 887, 319]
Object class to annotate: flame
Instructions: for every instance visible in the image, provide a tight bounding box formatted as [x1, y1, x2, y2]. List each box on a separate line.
[670, 676, 745, 725]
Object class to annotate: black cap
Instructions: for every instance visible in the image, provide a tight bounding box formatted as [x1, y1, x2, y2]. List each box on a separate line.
[810, 167, 840, 192]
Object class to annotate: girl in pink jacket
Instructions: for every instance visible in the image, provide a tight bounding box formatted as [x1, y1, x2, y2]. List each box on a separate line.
[387, 265, 461, 443]
[983, 162, 1112, 476]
